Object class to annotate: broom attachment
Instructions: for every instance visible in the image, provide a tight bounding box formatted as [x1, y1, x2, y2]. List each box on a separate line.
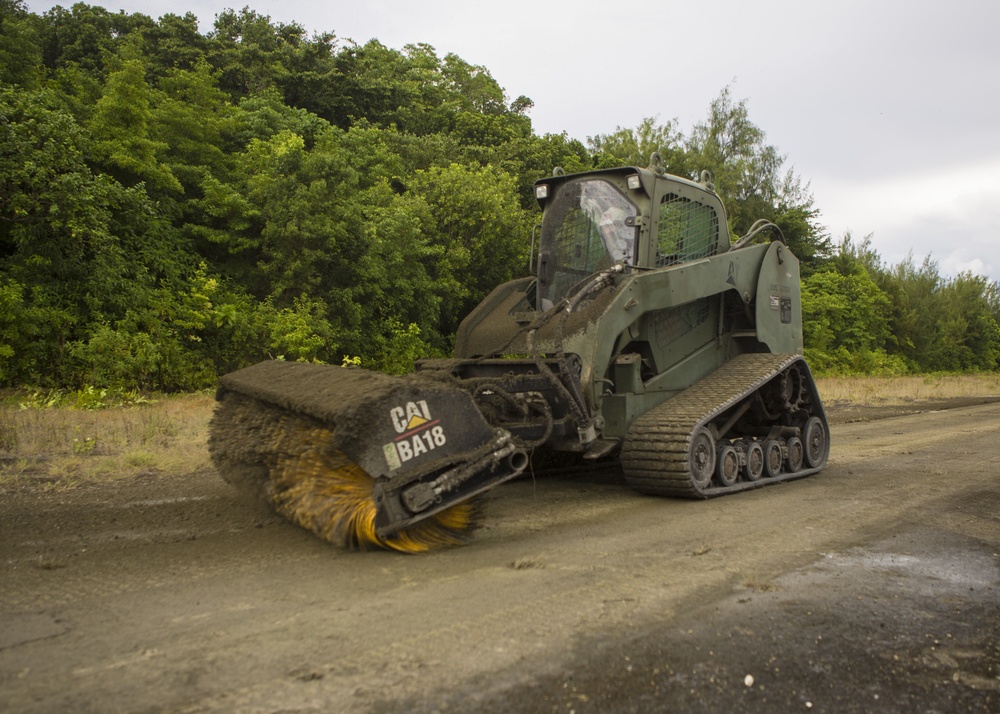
[208, 361, 528, 552]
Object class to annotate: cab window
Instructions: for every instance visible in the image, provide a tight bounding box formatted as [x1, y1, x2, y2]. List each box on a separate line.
[537, 179, 637, 307]
[657, 194, 719, 266]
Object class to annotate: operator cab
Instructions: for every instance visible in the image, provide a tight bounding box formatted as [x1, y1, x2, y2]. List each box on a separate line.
[534, 176, 638, 310]
[533, 164, 730, 311]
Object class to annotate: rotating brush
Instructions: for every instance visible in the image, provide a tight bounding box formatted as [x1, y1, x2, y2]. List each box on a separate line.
[209, 394, 486, 553]
[268, 427, 487, 552]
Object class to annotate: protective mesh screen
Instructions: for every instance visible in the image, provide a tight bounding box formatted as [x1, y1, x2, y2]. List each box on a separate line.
[656, 194, 719, 266]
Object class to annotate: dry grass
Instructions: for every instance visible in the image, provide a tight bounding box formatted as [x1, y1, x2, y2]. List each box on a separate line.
[0, 393, 216, 490]
[2, 372, 999, 491]
[815, 373, 1000, 406]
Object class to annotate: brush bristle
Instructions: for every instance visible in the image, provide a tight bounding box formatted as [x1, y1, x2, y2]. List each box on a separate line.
[269, 434, 486, 552]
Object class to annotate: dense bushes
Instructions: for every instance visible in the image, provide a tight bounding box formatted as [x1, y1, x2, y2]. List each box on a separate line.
[801, 236, 1000, 374]
[0, 3, 558, 388]
[1, 2, 997, 391]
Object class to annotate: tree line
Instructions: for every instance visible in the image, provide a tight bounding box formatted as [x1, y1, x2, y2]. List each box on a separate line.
[1, 1, 997, 393]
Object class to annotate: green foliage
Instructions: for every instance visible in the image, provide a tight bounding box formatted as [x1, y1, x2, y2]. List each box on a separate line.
[878, 257, 1000, 372]
[375, 321, 433, 376]
[351, 189, 446, 348]
[0, 0, 42, 87]
[152, 58, 240, 188]
[800, 244, 906, 376]
[264, 296, 335, 363]
[72, 387, 108, 412]
[406, 163, 533, 336]
[801, 268, 892, 355]
[589, 115, 687, 173]
[236, 88, 331, 146]
[37, 2, 142, 76]
[0, 85, 115, 383]
[17, 385, 152, 410]
[139, 11, 207, 75]
[0, 280, 24, 382]
[88, 53, 183, 195]
[17, 388, 64, 410]
[802, 234, 1000, 375]
[686, 87, 831, 270]
[803, 347, 909, 377]
[68, 325, 160, 390]
[1, 3, 996, 390]
[208, 7, 300, 98]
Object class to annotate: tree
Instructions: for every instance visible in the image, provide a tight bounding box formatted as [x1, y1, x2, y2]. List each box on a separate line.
[939, 273, 1000, 371]
[799, 233, 909, 375]
[499, 132, 591, 209]
[0, 85, 179, 385]
[140, 12, 208, 76]
[884, 258, 1000, 372]
[37, 2, 148, 76]
[587, 94, 831, 273]
[406, 163, 533, 338]
[208, 7, 296, 98]
[686, 87, 831, 271]
[151, 58, 239, 191]
[589, 116, 688, 174]
[0, 0, 42, 87]
[4, 3, 997, 388]
[87, 49, 182, 196]
[227, 126, 366, 356]
[877, 254, 945, 371]
[350, 189, 445, 359]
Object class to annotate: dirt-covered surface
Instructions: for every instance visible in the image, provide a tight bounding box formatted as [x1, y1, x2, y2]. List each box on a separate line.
[1, 399, 998, 713]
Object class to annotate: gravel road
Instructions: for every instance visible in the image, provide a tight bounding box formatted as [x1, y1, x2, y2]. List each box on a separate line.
[1, 400, 997, 713]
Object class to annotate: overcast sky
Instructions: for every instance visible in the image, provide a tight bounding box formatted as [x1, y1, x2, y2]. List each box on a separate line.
[26, 0, 1000, 283]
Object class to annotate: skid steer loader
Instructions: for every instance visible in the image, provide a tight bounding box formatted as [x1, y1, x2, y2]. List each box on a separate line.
[209, 156, 830, 552]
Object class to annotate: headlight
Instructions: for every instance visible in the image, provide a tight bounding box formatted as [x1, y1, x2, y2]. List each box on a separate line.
[627, 174, 641, 190]
[535, 184, 549, 200]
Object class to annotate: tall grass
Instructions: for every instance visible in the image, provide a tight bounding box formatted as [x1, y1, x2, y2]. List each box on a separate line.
[815, 373, 1000, 406]
[1, 393, 216, 490]
[2, 373, 999, 490]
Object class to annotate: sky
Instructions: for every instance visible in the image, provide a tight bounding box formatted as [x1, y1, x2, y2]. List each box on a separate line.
[25, 0, 1000, 283]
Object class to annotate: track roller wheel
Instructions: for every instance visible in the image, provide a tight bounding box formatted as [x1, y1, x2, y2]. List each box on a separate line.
[785, 436, 804, 473]
[715, 443, 740, 487]
[744, 440, 764, 482]
[803, 416, 828, 468]
[763, 439, 783, 478]
[689, 427, 716, 490]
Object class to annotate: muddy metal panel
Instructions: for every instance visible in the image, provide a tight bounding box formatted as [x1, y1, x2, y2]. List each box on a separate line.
[561, 243, 773, 398]
[216, 361, 500, 481]
[754, 241, 803, 355]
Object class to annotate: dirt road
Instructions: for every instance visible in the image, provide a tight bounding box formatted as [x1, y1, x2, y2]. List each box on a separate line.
[1, 401, 998, 713]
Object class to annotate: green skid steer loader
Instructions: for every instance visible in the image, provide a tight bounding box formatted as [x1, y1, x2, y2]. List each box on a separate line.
[209, 156, 830, 552]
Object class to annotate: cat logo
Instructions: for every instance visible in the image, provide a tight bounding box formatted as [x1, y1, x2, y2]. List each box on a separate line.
[384, 400, 448, 470]
[390, 400, 431, 433]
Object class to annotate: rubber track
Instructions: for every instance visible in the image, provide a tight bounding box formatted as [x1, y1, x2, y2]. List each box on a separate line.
[621, 352, 823, 498]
